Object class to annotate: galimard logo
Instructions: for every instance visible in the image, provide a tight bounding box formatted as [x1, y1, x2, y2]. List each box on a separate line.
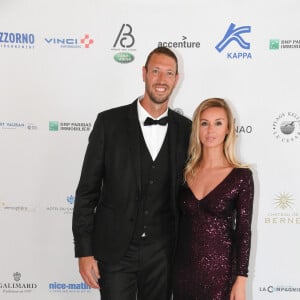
[112, 24, 135, 64]
[264, 192, 300, 225]
[215, 23, 252, 59]
[0, 272, 37, 293]
[272, 112, 300, 143]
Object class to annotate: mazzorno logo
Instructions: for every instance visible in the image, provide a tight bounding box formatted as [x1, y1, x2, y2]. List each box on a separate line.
[0, 31, 35, 49]
[272, 112, 300, 143]
[215, 23, 252, 59]
[112, 24, 135, 64]
[45, 34, 94, 49]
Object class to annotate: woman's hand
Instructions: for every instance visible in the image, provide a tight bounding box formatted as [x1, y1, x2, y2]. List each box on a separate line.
[230, 275, 247, 300]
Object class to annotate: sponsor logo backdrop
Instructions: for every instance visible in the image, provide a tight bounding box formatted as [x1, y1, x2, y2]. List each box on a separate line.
[0, 0, 299, 299]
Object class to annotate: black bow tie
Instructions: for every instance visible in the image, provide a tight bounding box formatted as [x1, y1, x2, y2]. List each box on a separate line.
[144, 116, 168, 126]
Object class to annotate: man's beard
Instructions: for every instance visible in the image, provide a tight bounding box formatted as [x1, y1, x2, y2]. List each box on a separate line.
[146, 84, 174, 105]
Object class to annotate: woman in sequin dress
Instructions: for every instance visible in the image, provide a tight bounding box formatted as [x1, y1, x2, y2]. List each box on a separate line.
[173, 98, 254, 300]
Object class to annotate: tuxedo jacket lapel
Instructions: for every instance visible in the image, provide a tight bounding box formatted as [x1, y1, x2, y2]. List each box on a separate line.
[168, 111, 179, 203]
[127, 100, 142, 194]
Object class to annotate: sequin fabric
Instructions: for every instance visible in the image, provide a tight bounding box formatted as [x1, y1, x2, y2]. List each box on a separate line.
[173, 168, 254, 300]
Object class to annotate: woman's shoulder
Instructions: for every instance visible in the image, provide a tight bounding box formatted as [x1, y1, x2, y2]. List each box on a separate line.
[233, 167, 253, 179]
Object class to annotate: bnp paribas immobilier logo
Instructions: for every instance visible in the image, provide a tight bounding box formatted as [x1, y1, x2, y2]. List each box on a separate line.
[49, 121, 59, 131]
[269, 39, 280, 50]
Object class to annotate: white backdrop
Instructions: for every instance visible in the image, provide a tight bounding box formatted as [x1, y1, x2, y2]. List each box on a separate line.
[0, 0, 300, 299]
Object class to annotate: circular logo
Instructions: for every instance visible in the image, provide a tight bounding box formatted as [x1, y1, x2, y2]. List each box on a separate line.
[273, 112, 300, 142]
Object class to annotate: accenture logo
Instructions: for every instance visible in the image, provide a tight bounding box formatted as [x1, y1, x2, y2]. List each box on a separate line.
[158, 36, 200, 49]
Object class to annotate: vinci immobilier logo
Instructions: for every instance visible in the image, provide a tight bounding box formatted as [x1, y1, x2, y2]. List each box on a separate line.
[44, 34, 94, 49]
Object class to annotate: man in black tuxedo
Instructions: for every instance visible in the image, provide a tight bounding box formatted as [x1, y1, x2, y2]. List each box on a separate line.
[72, 46, 191, 300]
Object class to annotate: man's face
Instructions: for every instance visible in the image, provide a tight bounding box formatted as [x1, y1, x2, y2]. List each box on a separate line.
[143, 53, 178, 105]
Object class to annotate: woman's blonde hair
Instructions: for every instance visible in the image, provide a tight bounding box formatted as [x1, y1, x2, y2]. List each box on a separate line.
[184, 98, 247, 180]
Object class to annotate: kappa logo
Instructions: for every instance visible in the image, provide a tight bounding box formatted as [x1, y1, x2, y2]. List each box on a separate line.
[215, 23, 252, 59]
[216, 23, 251, 52]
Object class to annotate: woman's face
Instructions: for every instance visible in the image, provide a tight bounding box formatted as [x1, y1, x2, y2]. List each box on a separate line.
[199, 107, 229, 149]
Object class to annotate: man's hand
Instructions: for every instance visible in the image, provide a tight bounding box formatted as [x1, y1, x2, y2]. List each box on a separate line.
[78, 256, 100, 289]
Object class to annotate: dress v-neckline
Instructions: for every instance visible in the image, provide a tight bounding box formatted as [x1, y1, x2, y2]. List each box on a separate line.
[186, 168, 236, 202]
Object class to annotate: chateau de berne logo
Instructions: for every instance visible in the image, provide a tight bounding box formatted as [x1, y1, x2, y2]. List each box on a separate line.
[264, 192, 299, 225]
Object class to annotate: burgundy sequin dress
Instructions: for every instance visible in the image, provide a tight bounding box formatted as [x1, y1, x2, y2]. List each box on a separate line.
[173, 168, 254, 300]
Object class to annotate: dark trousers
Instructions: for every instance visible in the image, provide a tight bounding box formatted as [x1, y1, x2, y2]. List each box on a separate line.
[98, 237, 174, 300]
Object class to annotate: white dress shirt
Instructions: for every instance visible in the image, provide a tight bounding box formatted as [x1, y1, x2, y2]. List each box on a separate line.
[137, 99, 168, 161]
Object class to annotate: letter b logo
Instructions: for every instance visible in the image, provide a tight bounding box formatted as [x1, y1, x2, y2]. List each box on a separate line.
[113, 24, 135, 48]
